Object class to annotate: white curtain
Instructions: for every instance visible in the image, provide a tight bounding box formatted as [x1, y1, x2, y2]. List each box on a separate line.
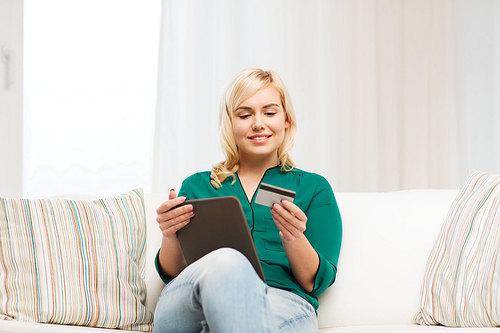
[454, 0, 500, 183]
[154, 0, 500, 193]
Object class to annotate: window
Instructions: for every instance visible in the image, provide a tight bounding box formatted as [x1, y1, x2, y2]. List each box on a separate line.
[23, 0, 161, 197]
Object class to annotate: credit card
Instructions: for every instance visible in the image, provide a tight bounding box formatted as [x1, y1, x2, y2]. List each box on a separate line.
[254, 183, 296, 207]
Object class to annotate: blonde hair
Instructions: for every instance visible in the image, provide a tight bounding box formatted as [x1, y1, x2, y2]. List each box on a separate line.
[210, 68, 297, 189]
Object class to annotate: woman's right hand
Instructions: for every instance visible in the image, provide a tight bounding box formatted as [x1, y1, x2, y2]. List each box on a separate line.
[156, 189, 194, 239]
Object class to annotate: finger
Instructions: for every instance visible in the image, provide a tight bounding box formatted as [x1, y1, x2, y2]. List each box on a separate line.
[158, 209, 194, 232]
[273, 210, 304, 236]
[156, 196, 187, 215]
[157, 204, 193, 224]
[160, 219, 191, 238]
[272, 213, 293, 234]
[271, 203, 306, 232]
[272, 204, 306, 237]
[169, 188, 177, 200]
[273, 215, 297, 242]
[280, 200, 307, 221]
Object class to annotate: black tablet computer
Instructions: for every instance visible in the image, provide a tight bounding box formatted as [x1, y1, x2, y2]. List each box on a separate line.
[177, 196, 265, 281]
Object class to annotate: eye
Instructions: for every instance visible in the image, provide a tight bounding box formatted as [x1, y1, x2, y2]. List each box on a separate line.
[238, 114, 251, 119]
[265, 111, 276, 116]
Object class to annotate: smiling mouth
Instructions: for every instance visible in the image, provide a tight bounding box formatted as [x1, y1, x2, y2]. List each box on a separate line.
[249, 135, 272, 140]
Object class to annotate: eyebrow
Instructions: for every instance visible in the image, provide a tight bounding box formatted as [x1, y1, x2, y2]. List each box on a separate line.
[234, 103, 281, 112]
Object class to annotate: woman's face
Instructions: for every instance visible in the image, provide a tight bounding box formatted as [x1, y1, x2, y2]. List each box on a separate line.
[232, 86, 290, 164]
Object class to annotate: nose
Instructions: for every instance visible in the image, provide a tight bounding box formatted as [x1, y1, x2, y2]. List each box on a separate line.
[252, 123, 264, 131]
[252, 114, 265, 131]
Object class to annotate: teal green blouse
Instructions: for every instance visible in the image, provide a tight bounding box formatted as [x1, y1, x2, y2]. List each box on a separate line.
[155, 166, 342, 311]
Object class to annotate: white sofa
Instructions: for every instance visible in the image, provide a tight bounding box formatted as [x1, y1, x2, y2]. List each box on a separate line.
[1, 189, 498, 332]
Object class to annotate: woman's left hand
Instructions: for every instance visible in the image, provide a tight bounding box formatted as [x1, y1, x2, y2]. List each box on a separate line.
[271, 200, 318, 293]
[271, 200, 307, 244]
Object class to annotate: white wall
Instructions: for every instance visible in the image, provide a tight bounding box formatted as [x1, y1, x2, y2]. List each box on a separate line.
[0, 0, 23, 198]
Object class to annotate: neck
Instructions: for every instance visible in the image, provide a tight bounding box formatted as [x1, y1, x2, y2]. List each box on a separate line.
[237, 154, 279, 178]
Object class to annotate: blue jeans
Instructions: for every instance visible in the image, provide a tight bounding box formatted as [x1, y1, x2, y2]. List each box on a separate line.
[153, 248, 318, 333]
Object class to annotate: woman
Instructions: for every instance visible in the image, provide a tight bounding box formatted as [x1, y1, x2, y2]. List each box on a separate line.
[154, 68, 342, 333]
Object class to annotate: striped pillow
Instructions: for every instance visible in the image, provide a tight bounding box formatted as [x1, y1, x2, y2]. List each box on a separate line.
[415, 171, 500, 327]
[0, 189, 153, 331]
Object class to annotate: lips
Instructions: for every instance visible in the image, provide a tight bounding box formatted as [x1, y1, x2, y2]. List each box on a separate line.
[249, 134, 272, 142]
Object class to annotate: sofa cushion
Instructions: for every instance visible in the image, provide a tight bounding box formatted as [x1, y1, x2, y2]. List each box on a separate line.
[415, 171, 500, 327]
[0, 189, 153, 331]
[319, 324, 500, 332]
[0, 319, 141, 333]
[317, 190, 458, 328]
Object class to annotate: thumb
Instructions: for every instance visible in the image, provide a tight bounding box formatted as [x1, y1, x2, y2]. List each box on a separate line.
[169, 189, 177, 200]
